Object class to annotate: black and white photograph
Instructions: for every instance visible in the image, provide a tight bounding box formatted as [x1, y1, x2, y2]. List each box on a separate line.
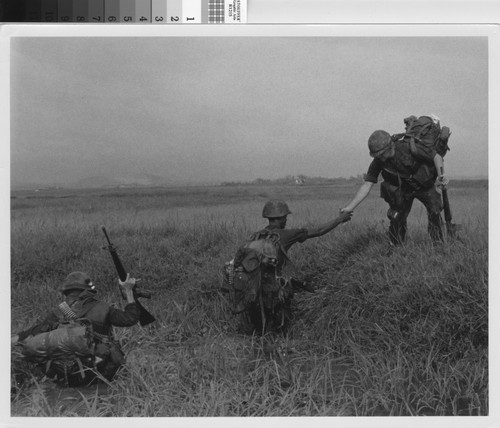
[3, 21, 496, 422]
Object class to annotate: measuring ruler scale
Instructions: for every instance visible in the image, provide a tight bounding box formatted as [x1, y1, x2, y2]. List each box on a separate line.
[15, 0, 246, 23]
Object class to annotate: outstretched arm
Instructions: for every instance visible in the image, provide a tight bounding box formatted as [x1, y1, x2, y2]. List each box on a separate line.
[341, 181, 374, 213]
[306, 211, 352, 239]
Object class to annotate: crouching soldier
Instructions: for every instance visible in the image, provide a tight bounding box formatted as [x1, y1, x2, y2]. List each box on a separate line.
[224, 200, 352, 333]
[11, 271, 140, 387]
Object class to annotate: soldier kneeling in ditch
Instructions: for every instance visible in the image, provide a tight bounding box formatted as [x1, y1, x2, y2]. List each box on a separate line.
[223, 200, 352, 333]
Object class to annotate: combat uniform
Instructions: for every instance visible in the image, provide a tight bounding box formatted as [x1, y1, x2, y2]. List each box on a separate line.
[17, 275, 140, 386]
[230, 200, 350, 332]
[364, 142, 444, 245]
[18, 296, 139, 342]
[263, 224, 308, 254]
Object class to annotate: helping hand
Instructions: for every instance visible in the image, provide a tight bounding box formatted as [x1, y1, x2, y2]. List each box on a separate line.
[338, 210, 353, 223]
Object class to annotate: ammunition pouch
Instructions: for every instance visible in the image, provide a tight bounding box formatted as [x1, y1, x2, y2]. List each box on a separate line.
[382, 162, 437, 193]
[93, 331, 125, 365]
[408, 163, 437, 190]
[94, 340, 125, 381]
[380, 181, 405, 209]
[229, 267, 260, 314]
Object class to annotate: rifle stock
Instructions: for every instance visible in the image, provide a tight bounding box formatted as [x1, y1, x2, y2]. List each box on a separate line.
[102, 226, 156, 326]
[441, 187, 460, 238]
[442, 187, 452, 223]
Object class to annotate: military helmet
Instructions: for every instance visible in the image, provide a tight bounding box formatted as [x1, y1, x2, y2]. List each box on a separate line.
[428, 113, 440, 125]
[368, 130, 392, 158]
[60, 271, 95, 294]
[262, 200, 292, 218]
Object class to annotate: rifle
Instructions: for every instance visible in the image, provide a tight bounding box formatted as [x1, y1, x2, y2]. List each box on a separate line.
[438, 165, 461, 239]
[441, 186, 461, 238]
[102, 226, 156, 326]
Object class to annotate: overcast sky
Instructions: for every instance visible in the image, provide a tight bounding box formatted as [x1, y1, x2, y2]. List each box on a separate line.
[10, 35, 488, 186]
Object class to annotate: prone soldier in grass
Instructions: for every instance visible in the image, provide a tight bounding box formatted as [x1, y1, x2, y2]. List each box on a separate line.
[12, 271, 140, 387]
[341, 114, 451, 246]
[224, 200, 352, 333]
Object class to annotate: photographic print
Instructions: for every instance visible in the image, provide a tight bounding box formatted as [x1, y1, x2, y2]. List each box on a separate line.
[5, 24, 493, 419]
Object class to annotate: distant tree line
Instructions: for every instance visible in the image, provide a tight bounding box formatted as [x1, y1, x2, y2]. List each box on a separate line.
[220, 175, 488, 188]
[220, 174, 365, 187]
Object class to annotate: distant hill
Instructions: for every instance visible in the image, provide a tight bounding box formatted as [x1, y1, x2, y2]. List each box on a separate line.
[11, 174, 172, 190]
[73, 174, 170, 188]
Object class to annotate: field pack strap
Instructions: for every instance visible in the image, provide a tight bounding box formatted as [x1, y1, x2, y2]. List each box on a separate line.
[250, 229, 280, 243]
[247, 229, 289, 264]
[415, 121, 433, 138]
[262, 229, 292, 263]
[384, 167, 425, 190]
[408, 136, 418, 159]
[75, 357, 86, 379]
[383, 167, 411, 182]
[57, 300, 113, 342]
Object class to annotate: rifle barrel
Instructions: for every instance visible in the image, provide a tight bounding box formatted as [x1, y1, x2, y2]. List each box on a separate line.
[102, 226, 112, 246]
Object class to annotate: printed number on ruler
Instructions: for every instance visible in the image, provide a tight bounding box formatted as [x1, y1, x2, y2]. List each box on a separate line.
[89, 0, 104, 22]
[152, 0, 166, 23]
[167, 0, 181, 23]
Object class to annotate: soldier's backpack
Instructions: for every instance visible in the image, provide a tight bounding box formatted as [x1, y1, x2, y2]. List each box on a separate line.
[385, 116, 452, 190]
[21, 302, 98, 385]
[223, 229, 292, 316]
[403, 115, 451, 162]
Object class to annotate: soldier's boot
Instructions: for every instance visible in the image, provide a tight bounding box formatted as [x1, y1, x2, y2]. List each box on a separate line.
[428, 212, 444, 245]
[388, 217, 407, 246]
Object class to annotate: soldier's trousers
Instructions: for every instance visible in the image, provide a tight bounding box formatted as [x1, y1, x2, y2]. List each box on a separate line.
[383, 183, 444, 245]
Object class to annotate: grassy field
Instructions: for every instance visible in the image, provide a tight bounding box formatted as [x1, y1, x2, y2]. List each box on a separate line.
[10, 181, 488, 416]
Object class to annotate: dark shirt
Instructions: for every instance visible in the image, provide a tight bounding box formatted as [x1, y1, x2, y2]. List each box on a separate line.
[18, 299, 140, 341]
[365, 145, 422, 186]
[264, 225, 308, 253]
[365, 157, 385, 184]
[265, 225, 307, 278]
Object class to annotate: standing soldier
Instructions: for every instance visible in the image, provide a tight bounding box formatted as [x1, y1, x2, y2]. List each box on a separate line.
[340, 115, 450, 245]
[12, 271, 140, 386]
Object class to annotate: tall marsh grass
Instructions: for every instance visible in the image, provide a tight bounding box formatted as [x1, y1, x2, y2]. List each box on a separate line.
[10, 184, 488, 416]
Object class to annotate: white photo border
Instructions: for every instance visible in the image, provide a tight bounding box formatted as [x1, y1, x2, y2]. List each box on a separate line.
[1, 20, 498, 428]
